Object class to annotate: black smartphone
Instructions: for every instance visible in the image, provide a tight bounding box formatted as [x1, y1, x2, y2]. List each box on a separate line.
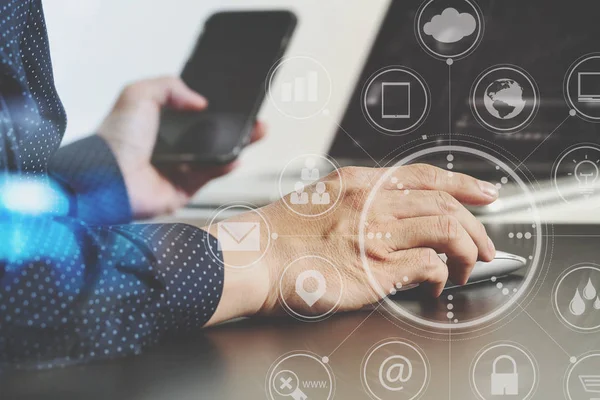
[152, 10, 297, 165]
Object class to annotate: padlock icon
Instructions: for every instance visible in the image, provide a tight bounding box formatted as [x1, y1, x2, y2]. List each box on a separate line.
[490, 355, 519, 395]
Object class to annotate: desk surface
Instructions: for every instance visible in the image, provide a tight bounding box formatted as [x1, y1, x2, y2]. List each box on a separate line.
[3, 224, 600, 400]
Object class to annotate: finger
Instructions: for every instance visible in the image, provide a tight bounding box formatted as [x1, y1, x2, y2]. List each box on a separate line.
[384, 190, 495, 262]
[382, 215, 479, 285]
[382, 248, 449, 297]
[249, 121, 267, 144]
[393, 164, 498, 206]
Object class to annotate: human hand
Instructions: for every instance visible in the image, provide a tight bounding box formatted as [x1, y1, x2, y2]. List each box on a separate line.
[97, 77, 266, 219]
[206, 164, 498, 325]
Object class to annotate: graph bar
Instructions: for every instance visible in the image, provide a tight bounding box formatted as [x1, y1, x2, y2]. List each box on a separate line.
[281, 82, 293, 102]
[294, 77, 306, 102]
[307, 71, 319, 102]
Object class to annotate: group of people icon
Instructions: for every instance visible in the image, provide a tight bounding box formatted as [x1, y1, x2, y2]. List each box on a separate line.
[290, 158, 331, 206]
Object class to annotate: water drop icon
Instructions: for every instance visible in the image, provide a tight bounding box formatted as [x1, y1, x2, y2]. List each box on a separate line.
[595, 297, 600, 310]
[583, 278, 597, 301]
[570, 288, 586, 316]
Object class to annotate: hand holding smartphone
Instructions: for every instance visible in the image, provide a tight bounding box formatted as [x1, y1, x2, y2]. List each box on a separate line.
[152, 10, 297, 166]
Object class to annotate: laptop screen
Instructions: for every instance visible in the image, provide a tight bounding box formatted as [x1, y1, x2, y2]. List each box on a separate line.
[329, 0, 600, 174]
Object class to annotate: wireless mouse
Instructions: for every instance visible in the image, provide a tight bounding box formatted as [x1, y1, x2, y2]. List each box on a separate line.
[399, 251, 528, 292]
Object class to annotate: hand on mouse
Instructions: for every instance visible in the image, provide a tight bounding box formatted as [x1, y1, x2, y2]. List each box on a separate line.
[205, 164, 498, 325]
[97, 76, 266, 219]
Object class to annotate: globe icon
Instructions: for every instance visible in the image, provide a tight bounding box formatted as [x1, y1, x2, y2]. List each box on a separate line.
[483, 79, 526, 120]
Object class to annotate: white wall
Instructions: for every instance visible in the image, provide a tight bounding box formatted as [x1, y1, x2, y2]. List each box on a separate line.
[43, 0, 389, 191]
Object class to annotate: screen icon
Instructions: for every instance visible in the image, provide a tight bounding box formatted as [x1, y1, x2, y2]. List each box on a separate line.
[578, 72, 600, 102]
[362, 67, 430, 136]
[381, 82, 410, 119]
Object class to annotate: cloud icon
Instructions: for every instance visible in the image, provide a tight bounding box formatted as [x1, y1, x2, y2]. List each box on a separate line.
[423, 8, 477, 44]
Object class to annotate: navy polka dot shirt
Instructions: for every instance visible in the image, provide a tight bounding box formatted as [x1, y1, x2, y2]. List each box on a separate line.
[0, 0, 224, 369]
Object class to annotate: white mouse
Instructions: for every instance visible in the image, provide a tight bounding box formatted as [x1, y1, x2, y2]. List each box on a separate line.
[399, 251, 527, 292]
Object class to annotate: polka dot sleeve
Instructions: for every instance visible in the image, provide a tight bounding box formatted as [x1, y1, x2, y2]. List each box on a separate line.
[0, 218, 224, 369]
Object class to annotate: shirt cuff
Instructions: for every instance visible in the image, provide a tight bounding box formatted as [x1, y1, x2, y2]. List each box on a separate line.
[48, 135, 132, 225]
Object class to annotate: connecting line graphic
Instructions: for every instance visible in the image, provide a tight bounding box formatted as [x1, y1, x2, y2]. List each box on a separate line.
[516, 302, 572, 358]
[448, 61, 452, 152]
[327, 303, 382, 358]
[515, 113, 572, 171]
[335, 122, 382, 168]
[448, 322, 452, 400]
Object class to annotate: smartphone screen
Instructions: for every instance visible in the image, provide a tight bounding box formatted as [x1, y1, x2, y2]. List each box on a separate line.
[153, 11, 296, 164]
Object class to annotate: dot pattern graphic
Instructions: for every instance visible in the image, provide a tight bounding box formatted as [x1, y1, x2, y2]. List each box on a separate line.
[0, 1, 224, 369]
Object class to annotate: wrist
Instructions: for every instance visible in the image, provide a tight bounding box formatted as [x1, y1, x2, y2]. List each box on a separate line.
[203, 225, 270, 326]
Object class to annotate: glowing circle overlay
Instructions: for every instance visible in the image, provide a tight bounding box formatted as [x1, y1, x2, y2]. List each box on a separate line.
[359, 145, 543, 332]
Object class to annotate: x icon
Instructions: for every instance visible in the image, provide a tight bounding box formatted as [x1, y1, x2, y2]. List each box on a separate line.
[279, 376, 293, 390]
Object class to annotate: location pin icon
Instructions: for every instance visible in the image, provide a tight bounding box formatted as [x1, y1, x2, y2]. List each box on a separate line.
[295, 270, 327, 307]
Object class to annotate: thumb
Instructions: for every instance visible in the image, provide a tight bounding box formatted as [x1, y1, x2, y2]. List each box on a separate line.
[164, 78, 208, 111]
[122, 76, 208, 111]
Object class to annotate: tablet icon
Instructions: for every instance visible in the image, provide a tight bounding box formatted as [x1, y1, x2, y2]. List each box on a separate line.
[382, 82, 410, 119]
[362, 67, 430, 136]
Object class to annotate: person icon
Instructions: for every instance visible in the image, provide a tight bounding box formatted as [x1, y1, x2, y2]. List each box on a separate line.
[301, 158, 320, 181]
[290, 181, 309, 205]
[311, 182, 331, 205]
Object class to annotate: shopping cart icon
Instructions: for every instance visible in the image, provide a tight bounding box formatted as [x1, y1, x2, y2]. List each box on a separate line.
[579, 375, 600, 399]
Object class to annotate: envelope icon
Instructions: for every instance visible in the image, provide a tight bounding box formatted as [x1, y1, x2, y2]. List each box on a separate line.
[217, 222, 261, 252]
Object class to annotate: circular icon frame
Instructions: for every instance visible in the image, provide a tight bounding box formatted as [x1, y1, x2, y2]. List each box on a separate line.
[552, 143, 600, 206]
[358, 141, 547, 335]
[415, 0, 485, 61]
[470, 64, 540, 135]
[267, 55, 333, 120]
[361, 66, 431, 136]
[361, 339, 430, 400]
[563, 53, 600, 122]
[266, 351, 335, 400]
[553, 263, 600, 333]
[564, 352, 600, 400]
[278, 255, 344, 322]
[470, 342, 539, 400]
[278, 154, 343, 218]
[205, 202, 272, 269]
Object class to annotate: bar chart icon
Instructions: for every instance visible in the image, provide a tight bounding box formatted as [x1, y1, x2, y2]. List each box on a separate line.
[281, 71, 319, 103]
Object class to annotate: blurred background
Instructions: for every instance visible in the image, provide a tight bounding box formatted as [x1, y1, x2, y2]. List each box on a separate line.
[43, 0, 389, 177]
